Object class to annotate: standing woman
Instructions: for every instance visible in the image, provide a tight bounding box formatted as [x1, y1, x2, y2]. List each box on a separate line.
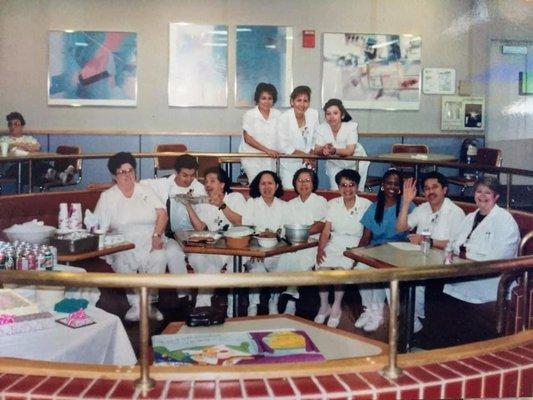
[238, 83, 281, 183]
[242, 170, 288, 316]
[277, 86, 320, 188]
[94, 152, 168, 322]
[315, 169, 372, 328]
[314, 99, 359, 190]
[355, 168, 413, 332]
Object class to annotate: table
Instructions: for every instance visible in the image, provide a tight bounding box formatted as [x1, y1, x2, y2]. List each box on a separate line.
[0, 152, 59, 193]
[377, 153, 457, 181]
[344, 242, 467, 352]
[162, 314, 387, 360]
[57, 242, 135, 265]
[176, 231, 318, 316]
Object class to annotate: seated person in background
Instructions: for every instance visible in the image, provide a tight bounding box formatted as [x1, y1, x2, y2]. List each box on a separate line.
[277, 168, 327, 315]
[183, 167, 246, 314]
[436, 176, 520, 346]
[314, 169, 372, 328]
[242, 170, 288, 316]
[355, 168, 413, 332]
[94, 152, 168, 322]
[141, 154, 206, 301]
[396, 172, 465, 333]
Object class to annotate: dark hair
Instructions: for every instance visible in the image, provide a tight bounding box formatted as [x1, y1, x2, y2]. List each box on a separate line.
[375, 168, 403, 224]
[204, 166, 232, 194]
[474, 175, 501, 196]
[422, 171, 448, 189]
[174, 154, 198, 173]
[334, 169, 361, 186]
[323, 98, 352, 122]
[6, 112, 25, 126]
[108, 152, 136, 174]
[249, 170, 284, 199]
[292, 168, 318, 194]
[254, 82, 278, 104]
[290, 86, 311, 101]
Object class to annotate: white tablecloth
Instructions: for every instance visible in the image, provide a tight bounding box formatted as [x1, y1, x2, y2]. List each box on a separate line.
[0, 305, 136, 365]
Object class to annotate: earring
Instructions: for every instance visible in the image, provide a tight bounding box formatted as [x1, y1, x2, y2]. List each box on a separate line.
[380, 185, 384, 191]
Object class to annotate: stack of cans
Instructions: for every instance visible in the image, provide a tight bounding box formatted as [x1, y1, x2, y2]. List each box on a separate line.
[0, 240, 56, 271]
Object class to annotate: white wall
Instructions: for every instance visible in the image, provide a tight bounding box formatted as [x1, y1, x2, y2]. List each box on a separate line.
[0, 0, 474, 133]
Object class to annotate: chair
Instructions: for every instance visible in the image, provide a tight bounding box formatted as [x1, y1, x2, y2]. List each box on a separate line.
[196, 155, 221, 182]
[154, 144, 187, 178]
[448, 147, 502, 195]
[39, 145, 82, 192]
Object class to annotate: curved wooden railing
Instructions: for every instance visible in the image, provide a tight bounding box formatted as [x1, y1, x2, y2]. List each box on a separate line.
[1, 256, 532, 393]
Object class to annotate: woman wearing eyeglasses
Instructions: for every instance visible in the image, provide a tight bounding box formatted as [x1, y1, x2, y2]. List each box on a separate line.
[94, 152, 168, 322]
[314, 169, 372, 328]
[277, 168, 327, 314]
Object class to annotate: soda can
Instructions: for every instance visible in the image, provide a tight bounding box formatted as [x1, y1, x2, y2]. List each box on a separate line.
[4, 251, 15, 270]
[0, 251, 5, 270]
[27, 252, 37, 270]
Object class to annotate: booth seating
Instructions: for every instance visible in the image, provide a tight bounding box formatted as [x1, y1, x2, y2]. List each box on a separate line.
[0, 188, 531, 334]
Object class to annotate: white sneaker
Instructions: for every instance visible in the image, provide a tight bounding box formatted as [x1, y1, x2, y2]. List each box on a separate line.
[354, 308, 373, 329]
[363, 314, 383, 332]
[413, 317, 423, 333]
[247, 304, 258, 316]
[150, 305, 164, 321]
[125, 304, 140, 321]
[284, 300, 296, 315]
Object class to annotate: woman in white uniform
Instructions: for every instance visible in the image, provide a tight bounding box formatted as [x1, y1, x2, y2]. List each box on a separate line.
[277, 86, 320, 188]
[94, 152, 168, 322]
[314, 99, 359, 190]
[277, 168, 327, 314]
[315, 169, 372, 328]
[183, 167, 247, 314]
[242, 170, 288, 315]
[238, 83, 281, 183]
[435, 176, 520, 346]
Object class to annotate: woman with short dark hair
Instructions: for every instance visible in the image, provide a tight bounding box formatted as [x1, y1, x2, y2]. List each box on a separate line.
[238, 82, 281, 183]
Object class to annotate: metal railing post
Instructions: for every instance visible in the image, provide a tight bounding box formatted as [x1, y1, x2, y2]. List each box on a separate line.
[134, 287, 155, 394]
[506, 173, 512, 210]
[522, 270, 530, 331]
[382, 279, 402, 379]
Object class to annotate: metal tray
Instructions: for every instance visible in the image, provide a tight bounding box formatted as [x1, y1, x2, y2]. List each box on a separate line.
[50, 234, 99, 254]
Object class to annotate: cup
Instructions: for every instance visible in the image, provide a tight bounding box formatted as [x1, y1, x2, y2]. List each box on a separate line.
[69, 203, 83, 230]
[1, 141, 9, 157]
[58, 203, 69, 230]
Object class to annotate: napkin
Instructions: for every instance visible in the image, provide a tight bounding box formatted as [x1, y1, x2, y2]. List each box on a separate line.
[54, 298, 89, 313]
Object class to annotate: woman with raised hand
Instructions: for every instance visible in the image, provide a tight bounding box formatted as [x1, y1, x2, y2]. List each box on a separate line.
[277, 86, 320, 188]
[314, 99, 359, 190]
[238, 82, 281, 184]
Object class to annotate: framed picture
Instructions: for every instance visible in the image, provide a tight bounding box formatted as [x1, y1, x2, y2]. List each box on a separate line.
[441, 96, 485, 131]
[235, 25, 293, 108]
[422, 68, 456, 94]
[322, 33, 421, 110]
[168, 23, 228, 107]
[48, 31, 137, 106]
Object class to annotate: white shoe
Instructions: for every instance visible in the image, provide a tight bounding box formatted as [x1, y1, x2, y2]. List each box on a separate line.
[150, 305, 164, 321]
[247, 304, 258, 316]
[363, 314, 383, 332]
[354, 308, 373, 329]
[284, 300, 296, 315]
[125, 304, 140, 321]
[314, 306, 331, 324]
[414, 317, 423, 333]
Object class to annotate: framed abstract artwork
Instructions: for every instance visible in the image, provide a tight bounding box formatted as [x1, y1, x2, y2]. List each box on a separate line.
[322, 33, 421, 110]
[168, 23, 228, 107]
[235, 25, 293, 108]
[48, 31, 137, 106]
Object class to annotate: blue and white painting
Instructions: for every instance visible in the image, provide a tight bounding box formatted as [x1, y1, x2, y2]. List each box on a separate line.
[168, 23, 228, 107]
[48, 31, 137, 106]
[236, 25, 293, 108]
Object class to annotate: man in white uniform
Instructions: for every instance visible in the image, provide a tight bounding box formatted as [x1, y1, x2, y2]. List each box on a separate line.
[141, 154, 206, 300]
[396, 172, 465, 332]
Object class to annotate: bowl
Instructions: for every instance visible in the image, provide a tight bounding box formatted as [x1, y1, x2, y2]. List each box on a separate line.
[284, 224, 311, 243]
[256, 236, 278, 248]
[3, 224, 56, 244]
[225, 235, 251, 249]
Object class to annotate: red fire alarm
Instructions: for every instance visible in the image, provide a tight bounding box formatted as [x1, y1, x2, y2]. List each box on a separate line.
[302, 30, 315, 48]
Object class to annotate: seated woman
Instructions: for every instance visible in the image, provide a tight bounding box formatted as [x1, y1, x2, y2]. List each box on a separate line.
[238, 82, 281, 183]
[315, 169, 372, 328]
[183, 166, 247, 314]
[277, 86, 320, 188]
[434, 176, 520, 346]
[356, 168, 413, 332]
[242, 170, 288, 316]
[277, 168, 327, 314]
[94, 152, 168, 322]
[314, 99, 359, 190]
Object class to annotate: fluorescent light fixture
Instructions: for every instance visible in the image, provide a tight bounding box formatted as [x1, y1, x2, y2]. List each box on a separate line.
[209, 30, 227, 35]
[74, 42, 88, 47]
[236, 28, 252, 32]
[265, 45, 276, 49]
[203, 43, 227, 47]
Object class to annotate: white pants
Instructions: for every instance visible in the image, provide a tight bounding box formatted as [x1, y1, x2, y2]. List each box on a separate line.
[355, 262, 387, 317]
[165, 239, 189, 298]
[247, 256, 279, 306]
[241, 158, 275, 184]
[188, 254, 231, 307]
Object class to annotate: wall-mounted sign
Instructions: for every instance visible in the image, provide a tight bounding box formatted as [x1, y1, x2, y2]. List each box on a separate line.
[422, 68, 455, 94]
[441, 96, 485, 131]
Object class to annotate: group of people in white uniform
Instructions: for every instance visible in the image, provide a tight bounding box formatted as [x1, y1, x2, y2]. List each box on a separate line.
[90, 81, 521, 346]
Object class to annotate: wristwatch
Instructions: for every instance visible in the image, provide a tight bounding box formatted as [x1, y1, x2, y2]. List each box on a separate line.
[218, 203, 227, 210]
[152, 233, 162, 238]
